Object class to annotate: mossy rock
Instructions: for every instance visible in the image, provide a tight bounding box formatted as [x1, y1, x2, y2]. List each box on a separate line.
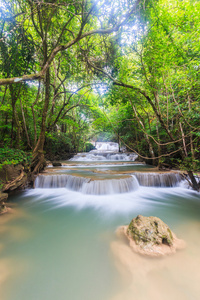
[127, 215, 173, 248]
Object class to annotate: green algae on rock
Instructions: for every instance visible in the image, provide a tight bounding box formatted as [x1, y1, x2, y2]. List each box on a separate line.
[121, 215, 186, 257]
[127, 215, 173, 247]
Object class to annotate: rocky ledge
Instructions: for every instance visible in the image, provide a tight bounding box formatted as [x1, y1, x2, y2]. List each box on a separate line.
[0, 192, 8, 214]
[0, 164, 28, 214]
[120, 215, 185, 257]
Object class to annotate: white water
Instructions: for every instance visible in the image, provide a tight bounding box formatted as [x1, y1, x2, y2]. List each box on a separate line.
[70, 152, 137, 161]
[35, 174, 139, 195]
[134, 172, 183, 187]
[35, 173, 182, 193]
[93, 142, 120, 152]
[70, 142, 137, 161]
[1, 142, 200, 300]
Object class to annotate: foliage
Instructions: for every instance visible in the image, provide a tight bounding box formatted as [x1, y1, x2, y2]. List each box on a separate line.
[0, 147, 32, 169]
[85, 142, 95, 152]
[0, 0, 200, 182]
[44, 132, 74, 157]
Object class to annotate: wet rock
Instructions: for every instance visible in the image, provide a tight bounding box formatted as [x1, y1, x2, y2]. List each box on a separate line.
[0, 192, 8, 214]
[127, 215, 173, 246]
[0, 192, 8, 202]
[121, 215, 185, 256]
[52, 161, 62, 166]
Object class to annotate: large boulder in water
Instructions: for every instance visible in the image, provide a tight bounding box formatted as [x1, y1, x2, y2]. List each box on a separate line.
[121, 215, 185, 256]
[128, 215, 173, 246]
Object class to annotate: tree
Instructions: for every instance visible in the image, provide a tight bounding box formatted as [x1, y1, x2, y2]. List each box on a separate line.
[85, 0, 200, 190]
[0, 0, 142, 173]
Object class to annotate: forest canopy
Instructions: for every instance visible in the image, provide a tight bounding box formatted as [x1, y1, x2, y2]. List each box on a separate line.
[0, 0, 200, 188]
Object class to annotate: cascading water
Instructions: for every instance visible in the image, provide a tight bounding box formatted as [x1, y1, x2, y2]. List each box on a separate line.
[35, 174, 90, 190]
[1, 141, 200, 300]
[134, 172, 183, 187]
[70, 142, 137, 161]
[35, 174, 139, 194]
[70, 152, 137, 161]
[93, 142, 120, 152]
[35, 173, 182, 193]
[35, 142, 184, 193]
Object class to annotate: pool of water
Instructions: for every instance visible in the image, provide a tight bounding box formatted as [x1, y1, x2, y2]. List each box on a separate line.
[1, 152, 200, 300]
[0, 186, 200, 300]
[47, 162, 157, 179]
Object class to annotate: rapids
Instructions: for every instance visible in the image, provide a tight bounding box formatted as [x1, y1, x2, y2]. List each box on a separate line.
[1, 142, 200, 300]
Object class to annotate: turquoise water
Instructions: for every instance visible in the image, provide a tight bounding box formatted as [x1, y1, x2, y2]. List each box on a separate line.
[1, 162, 200, 300]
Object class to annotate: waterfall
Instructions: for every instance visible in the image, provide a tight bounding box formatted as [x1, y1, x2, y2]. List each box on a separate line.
[35, 172, 183, 194]
[70, 142, 137, 161]
[134, 172, 182, 187]
[94, 142, 119, 152]
[35, 174, 139, 195]
[35, 175, 90, 190]
[70, 152, 137, 161]
[81, 177, 139, 195]
[106, 153, 137, 161]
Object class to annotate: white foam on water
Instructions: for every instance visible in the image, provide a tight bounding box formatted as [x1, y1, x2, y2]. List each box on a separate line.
[26, 183, 199, 214]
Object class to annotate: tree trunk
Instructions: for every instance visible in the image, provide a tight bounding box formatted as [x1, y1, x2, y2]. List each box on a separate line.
[187, 171, 200, 192]
[31, 68, 50, 173]
[156, 121, 161, 168]
[20, 98, 32, 149]
[129, 98, 156, 162]
[10, 85, 21, 148]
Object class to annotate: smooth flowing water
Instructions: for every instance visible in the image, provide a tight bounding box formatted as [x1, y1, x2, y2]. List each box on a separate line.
[1, 142, 200, 300]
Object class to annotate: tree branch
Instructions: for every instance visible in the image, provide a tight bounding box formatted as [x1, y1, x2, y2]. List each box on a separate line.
[0, 0, 141, 85]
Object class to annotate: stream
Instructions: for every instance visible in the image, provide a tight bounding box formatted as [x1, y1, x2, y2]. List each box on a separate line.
[1, 142, 200, 300]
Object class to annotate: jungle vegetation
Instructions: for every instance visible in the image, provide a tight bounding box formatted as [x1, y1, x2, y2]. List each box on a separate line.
[0, 0, 200, 189]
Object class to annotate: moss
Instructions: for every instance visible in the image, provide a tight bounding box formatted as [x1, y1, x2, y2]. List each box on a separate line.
[167, 228, 173, 241]
[127, 215, 174, 248]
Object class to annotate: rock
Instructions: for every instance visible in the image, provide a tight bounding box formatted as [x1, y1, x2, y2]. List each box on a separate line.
[0, 164, 24, 183]
[2, 171, 27, 192]
[0, 192, 8, 203]
[0, 192, 8, 214]
[52, 161, 62, 166]
[0, 164, 28, 214]
[0, 164, 28, 192]
[122, 215, 185, 256]
[127, 215, 173, 246]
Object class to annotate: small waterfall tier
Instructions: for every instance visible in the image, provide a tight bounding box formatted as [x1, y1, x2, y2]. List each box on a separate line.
[35, 174, 139, 195]
[70, 152, 137, 161]
[35, 174, 89, 189]
[81, 176, 139, 195]
[70, 142, 137, 161]
[94, 142, 120, 152]
[134, 172, 182, 187]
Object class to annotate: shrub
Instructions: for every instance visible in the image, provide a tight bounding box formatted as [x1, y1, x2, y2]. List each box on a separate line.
[0, 147, 32, 169]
